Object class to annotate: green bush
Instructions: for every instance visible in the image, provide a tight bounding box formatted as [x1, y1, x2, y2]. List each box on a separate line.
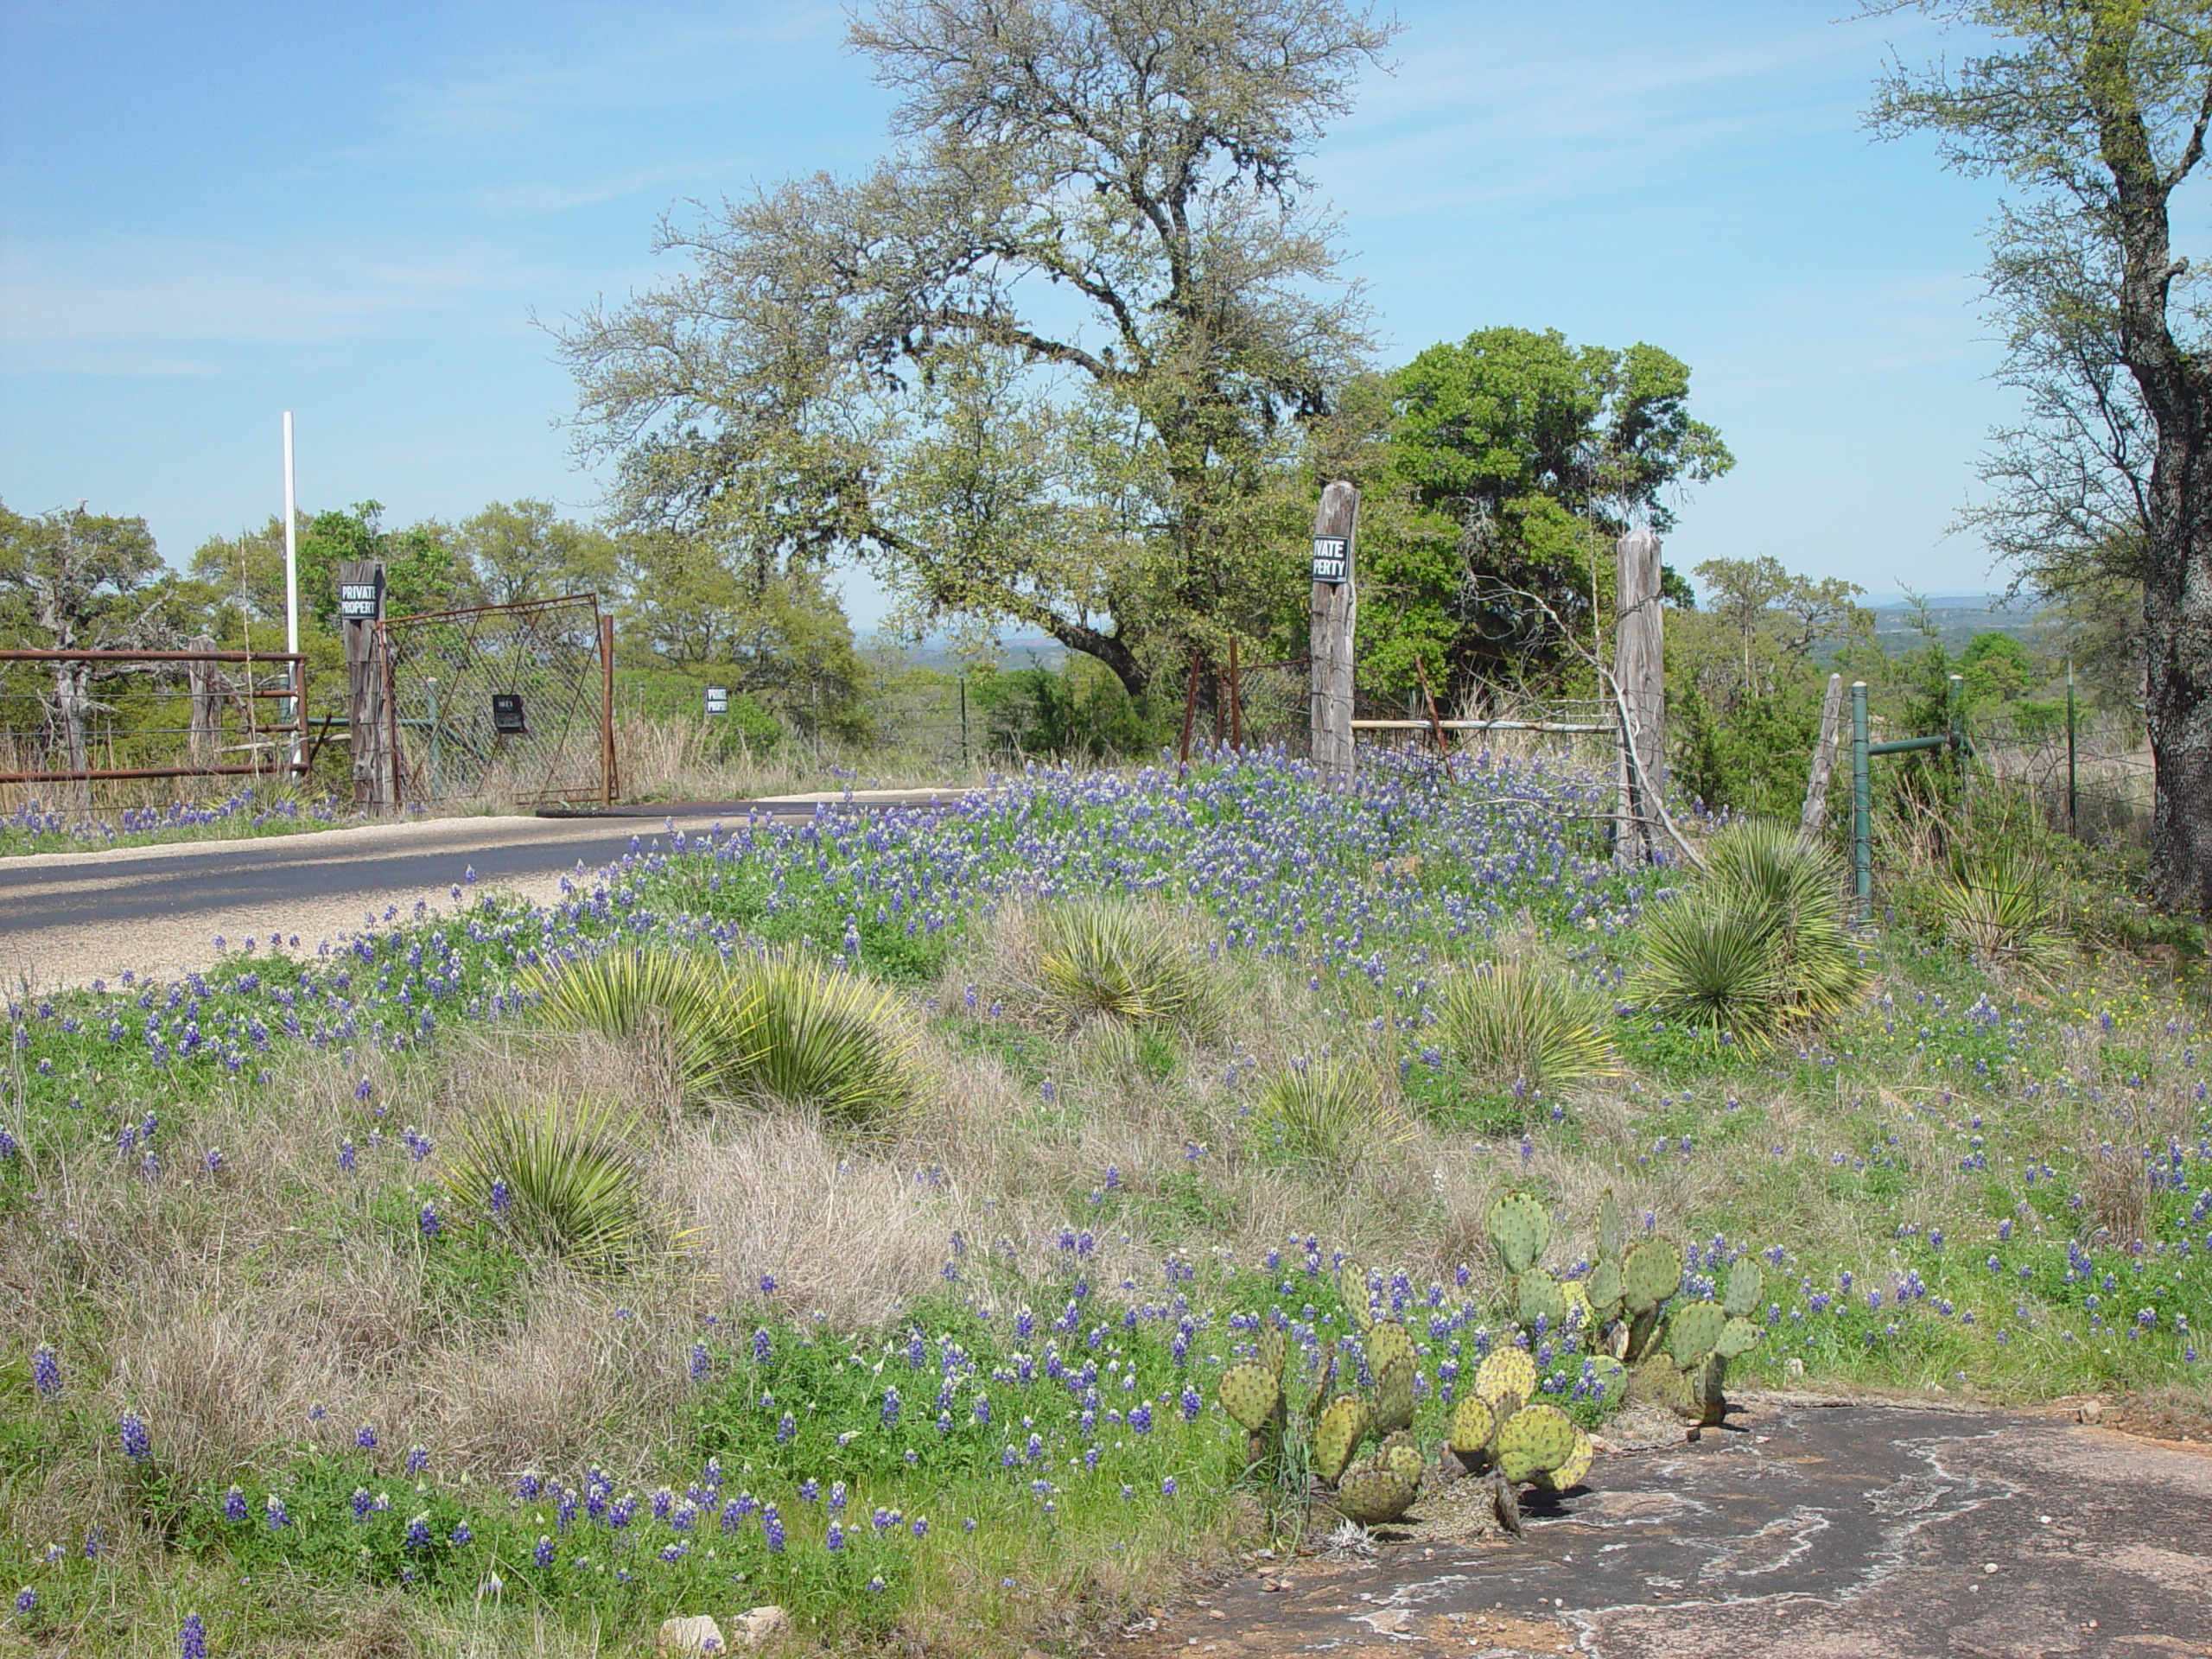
[1246, 1061, 1412, 1179]
[614, 666, 782, 755]
[1639, 820, 1865, 1047]
[1435, 963, 1618, 1095]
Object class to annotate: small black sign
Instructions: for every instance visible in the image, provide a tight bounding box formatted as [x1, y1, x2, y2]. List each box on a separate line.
[1312, 536, 1350, 584]
[338, 581, 382, 620]
[491, 694, 526, 734]
[705, 686, 729, 715]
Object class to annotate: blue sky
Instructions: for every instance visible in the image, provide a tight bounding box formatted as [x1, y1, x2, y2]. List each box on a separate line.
[2, 0, 2030, 621]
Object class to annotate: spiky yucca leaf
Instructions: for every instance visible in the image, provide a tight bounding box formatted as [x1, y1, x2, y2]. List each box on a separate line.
[524, 948, 758, 1095]
[731, 953, 920, 1131]
[1933, 847, 2069, 976]
[1438, 963, 1618, 1095]
[1036, 901, 1219, 1035]
[1248, 1061, 1413, 1179]
[443, 1099, 649, 1271]
[1638, 893, 1791, 1046]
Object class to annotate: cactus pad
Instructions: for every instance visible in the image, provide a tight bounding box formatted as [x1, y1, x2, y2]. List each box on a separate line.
[1597, 1189, 1623, 1262]
[1365, 1319, 1415, 1382]
[1724, 1257, 1764, 1319]
[1585, 1259, 1624, 1324]
[1257, 1323, 1288, 1382]
[1448, 1395, 1497, 1459]
[1534, 1426, 1594, 1493]
[1378, 1431, 1425, 1486]
[1217, 1363, 1281, 1433]
[1715, 1316, 1762, 1359]
[1485, 1192, 1550, 1274]
[1337, 1256, 1372, 1334]
[1334, 1466, 1416, 1528]
[1588, 1356, 1628, 1405]
[1621, 1238, 1681, 1313]
[1313, 1394, 1371, 1484]
[1560, 1277, 1592, 1329]
[1516, 1267, 1566, 1329]
[1496, 1404, 1580, 1485]
[1304, 1350, 1337, 1422]
[1665, 1300, 1728, 1367]
[1475, 1345, 1537, 1406]
[1373, 1356, 1414, 1435]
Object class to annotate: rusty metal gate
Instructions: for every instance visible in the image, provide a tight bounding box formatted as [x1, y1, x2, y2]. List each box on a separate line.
[378, 594, 613, 806]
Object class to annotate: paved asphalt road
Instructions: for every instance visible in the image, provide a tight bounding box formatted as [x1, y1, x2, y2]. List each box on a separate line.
[0, 791, 963, 988]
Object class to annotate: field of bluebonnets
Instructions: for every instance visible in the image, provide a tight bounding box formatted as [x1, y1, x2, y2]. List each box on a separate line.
[0, 747, 2207, 1656]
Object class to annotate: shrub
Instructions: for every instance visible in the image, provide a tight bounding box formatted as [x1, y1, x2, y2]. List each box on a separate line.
[730, 954, 920, 1132]
[1640, 820, 1865, 1047]
[443, 1099, 650, 1270]
[524, 948, 759, 1096]
[1036, 901, 1218, 1035]
[1436, 964, 1618, 1095]
[1932, 846, 2069, 977]
[1247, 1062, 1413, 1180]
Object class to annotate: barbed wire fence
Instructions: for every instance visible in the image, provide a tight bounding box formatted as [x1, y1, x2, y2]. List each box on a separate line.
[1971, 705, 2153, 848]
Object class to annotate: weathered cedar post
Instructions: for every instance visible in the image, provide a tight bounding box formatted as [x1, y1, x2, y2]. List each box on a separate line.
[187, 636, 219, 766]
[337, 561, 391, 808]
[1613, 527, 1666, 864]
[1309, 481, 1358, 779]
[1800, 672, 1847, 838]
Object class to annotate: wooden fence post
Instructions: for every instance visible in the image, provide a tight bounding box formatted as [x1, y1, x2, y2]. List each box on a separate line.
[1612, 527, 1666, 864]
[338, 561, 391, 809]
[187, 636, 219, 766]
[1309, 481, 1359, 779]
[1800, 672, 1846, 838]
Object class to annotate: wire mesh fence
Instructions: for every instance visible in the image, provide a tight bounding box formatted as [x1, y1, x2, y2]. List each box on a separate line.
[380, 596, 611, 806]
[1972, 706, 2153, 847]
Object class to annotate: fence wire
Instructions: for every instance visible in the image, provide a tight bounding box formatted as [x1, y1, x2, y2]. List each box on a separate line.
[380, 597, 608, 806]
[1972, 707, 2153, 847]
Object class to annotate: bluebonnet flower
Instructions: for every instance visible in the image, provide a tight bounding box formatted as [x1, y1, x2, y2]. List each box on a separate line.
[11, 1588, 32, 1615]
[489, 1179, 511, 1217]
[881, 1384, 901, 1426]
[761, 1504, 785, 1552]
[417, 1204, 441, 1239]
[357, 1424, 377, 1450]
[265, 1494, 290, 1529]
[534, 1535, 556, 1567]
[825, 1520, 845, 1552]
[690, 1343, 710, 1382]
[30, 1344, 59, 1398]
[338, 1140, 357, 1172]
[405, 1445, 429, 1477]
[222, 1485, 248, 1522]
[404, 1512, 431, 1553]
[119, 1411, 151, 1462]
[350, 1488, 376, 1522]
[450, 1522, 472, 1545]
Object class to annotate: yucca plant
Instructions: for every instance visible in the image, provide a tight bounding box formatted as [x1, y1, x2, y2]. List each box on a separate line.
[443, 1099, 650, 1271]
[1036, 900, 1219, 1035]
[1639, 820, 1866, 1048]
[728, 953, 919, 1132]
[1934, 846, 2069, 976]
[1437, 964, 1619, 1094]
[523, 948, 759, 1096]
[1248, 1061, 1413, 1180]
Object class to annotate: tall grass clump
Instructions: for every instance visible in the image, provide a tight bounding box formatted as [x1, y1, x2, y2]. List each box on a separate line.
[523, 948, 758, 1096]
[1036, 900, 1219, 1035]
[730, 953, 920, 1131]
[1930, 845, 2070, 978]
[443, 1099, 652, 1270]
[1246, 1061, 1412, 1181]
[1437, 964, 1618, 1094]
[1639, 820, 1865, 1047]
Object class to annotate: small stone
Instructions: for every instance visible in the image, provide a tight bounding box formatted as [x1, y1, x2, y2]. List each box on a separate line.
[735, 1606, 791, 1649]
[1784, 1357, 1805, 1379]
[657, 1616, 725, 1656]
[2077, 1400, 2105, 1424]
[1982, 1563, 1999, 1575]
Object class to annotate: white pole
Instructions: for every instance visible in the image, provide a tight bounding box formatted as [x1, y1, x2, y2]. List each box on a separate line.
[283, 411, 300, 770]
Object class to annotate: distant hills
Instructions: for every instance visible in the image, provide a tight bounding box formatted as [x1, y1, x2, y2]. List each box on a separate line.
[1860, 594, 2044, 657]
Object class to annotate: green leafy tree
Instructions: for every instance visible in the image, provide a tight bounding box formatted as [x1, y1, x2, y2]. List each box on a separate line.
[296, 503, 475, 628]
[1360, 327, 1733, 701]
[558, 0, 1395, 698]
[456, 500, 618, 607]
[1870, 0, 2212, 910]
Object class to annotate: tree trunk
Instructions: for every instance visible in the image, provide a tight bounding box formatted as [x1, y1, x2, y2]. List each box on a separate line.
[2142, 466, 2212, 913]
[54, 660, 91, 774]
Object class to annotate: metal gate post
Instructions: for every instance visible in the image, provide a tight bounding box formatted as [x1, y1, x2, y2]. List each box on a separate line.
[1851, 681, 1872, 922]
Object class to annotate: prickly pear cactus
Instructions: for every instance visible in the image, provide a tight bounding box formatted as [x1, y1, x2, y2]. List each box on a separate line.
[1690, 1353, 1727, 1426]
[1588, 1355, 1628, 1406]
[1665, 1300, 1728, 1368]
[1496, 1404, 1580, 1486]
[1313, 1394, 1371, 1484]
[1597, 1189, 1623, 1262]
[1337, 1256, 1372, 1334]
[1334, 1465, 1416, 1528]
[1257, 1322, 1288, 1382]
[1217, 1362, 1281, 1433]
[1560, 1277, 1592, 1329]
[1373, 1356, 1414, 1435]
[1475, 1346, 1536, 1407]
[1365, 1319, 1415, 1382]
[1486, 1192, 1550, 1274]
[1448, 1395, 1497, 1460]
[1715, 1315, 1762, 1359]
[1304, 1351, 1337, 1422]
[1620, 1238, 1680, 1313]
[1724, 1257, 1764, 1319]
[1534, 1425, 1594, 1494]
[1585, 1259, 1624, 1325]
[1516, 1266, 1566, 1329]
[1378, 1431, 1425, 1486]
